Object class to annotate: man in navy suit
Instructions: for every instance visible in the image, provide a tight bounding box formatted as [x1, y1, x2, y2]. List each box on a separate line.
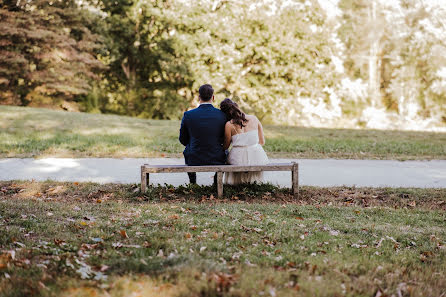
[179, 84, 227, 184]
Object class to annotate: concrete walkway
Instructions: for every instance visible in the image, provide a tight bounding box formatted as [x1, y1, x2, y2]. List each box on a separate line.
[0, 158, 445, 188]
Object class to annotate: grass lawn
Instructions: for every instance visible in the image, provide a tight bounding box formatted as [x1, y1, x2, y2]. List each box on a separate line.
[1, 181, 445, 296]
[1, 105, 445, 160]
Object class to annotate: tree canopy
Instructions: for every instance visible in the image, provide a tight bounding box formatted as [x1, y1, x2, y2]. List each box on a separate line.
[1, 0, 445, 129]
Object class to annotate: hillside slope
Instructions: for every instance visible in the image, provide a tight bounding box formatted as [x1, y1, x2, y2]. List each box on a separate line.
[0, 106, 445, 159]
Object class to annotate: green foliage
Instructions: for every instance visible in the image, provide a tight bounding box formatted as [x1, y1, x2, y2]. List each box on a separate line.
[0, 0, 105, 108]
[1, 0, 445, 124]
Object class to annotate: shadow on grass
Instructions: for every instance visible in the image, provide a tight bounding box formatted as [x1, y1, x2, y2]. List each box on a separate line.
[141, 182, 286, 202]
[1, 180, 446, 210]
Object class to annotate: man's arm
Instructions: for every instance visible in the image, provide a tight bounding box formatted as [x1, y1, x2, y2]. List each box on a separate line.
[179, 113, 189, 146]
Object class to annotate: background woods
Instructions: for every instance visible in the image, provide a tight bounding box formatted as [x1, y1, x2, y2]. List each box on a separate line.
[1, 0, 445, 130]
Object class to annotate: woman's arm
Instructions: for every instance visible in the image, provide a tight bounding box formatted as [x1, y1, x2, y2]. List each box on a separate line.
[257, 118, 265, 145]
[223, 122, 233, 150]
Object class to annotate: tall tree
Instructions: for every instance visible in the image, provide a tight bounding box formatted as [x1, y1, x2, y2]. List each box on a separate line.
[89, 0, 195, 119]
[170, 0, 340, 123]
[0, 0, 105, 108]
[338, 0, 390, 109]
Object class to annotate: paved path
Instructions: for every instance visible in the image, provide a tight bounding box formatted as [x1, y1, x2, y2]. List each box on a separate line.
[0, 158, 445, 188]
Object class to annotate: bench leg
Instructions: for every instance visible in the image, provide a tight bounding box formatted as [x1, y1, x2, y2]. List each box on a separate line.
[217, 171, 223, 198]
[292, 163, 299, 199]
[141, 167, 148, 193]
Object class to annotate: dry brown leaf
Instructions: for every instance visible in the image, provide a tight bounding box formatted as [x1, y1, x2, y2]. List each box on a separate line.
[120, 230, 129, 239]
[46, 185, 65, 195]
[0, 252, 13, 269]
[54, 239, 65, 246]
[185, 232, 192, 239]
[210, 272, 237, 292]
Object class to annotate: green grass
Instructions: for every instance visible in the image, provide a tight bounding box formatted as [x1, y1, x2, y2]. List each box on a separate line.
[1, 181, 445, 296]
[1, 105, 445, 159]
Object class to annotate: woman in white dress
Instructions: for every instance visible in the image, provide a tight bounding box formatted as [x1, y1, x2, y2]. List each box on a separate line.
[220, 98, 269, 185]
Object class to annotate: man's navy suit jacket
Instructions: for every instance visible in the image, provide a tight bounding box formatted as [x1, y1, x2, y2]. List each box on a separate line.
[179, 104, 227, 166]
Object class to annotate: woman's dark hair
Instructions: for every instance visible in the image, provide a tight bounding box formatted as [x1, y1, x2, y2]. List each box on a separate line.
[220, 98, 248, 128]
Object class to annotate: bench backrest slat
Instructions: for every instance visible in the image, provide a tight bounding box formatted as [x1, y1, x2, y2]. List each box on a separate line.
[142, 163, 294, 173]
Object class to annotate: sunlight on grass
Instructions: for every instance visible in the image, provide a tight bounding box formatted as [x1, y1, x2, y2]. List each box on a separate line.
[60, 276, 181, 297]
[1, 105, 445, 159]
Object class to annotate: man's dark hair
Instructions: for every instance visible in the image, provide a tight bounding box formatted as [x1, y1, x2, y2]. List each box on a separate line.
[199, 84, 214, 101]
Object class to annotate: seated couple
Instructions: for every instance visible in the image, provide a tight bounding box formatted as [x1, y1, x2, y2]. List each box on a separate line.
[179, 84, 269, 185]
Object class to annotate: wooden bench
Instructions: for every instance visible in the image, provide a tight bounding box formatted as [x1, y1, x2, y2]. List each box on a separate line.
[140, 162, 299, 198]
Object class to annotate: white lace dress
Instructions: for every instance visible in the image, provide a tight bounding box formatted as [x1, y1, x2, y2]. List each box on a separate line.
[225, 129, 269, 185]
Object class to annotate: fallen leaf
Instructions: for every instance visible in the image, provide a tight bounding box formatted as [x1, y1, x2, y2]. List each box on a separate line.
[329, 230, 340, 236]
[120, 230, 129, 239]
[209, 272, 237, 292]
[112, 242, 123, 248]
[46, 186, 65, 195]
[295, 217, 304, 220]
[54, 239, 65, 246]
[185, 232, 192, 239]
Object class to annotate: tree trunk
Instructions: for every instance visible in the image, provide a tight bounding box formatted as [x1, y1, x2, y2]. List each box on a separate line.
[368, 1, 382, 108]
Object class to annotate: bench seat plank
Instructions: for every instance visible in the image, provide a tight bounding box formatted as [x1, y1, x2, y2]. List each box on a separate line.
[142, 163, 293, 173]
